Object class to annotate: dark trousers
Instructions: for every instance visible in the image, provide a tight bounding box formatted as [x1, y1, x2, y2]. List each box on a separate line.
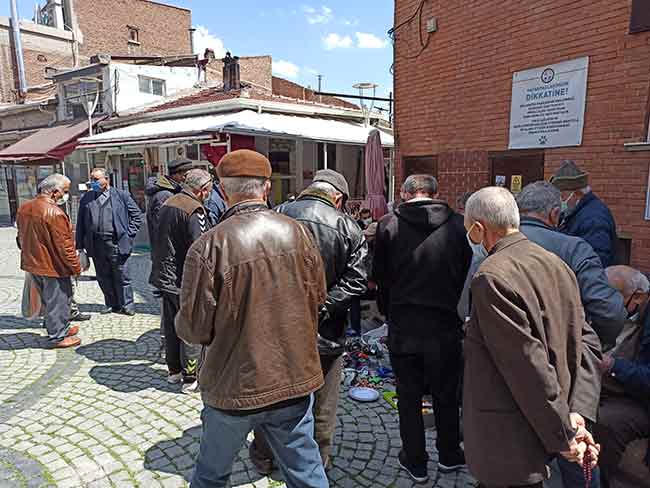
[594, 395, 649, 488]
[350, 298, 361, 335]
[161, 292, 201, 378]
[390, 333, 462, 467]
[251, 354, 344, 465]
[92, 239, 134, 312]
[32, 275, 72, 342]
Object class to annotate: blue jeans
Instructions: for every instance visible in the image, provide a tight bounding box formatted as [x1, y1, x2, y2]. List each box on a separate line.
[191, 395, 328, 488]
[557, 456, 600, 488]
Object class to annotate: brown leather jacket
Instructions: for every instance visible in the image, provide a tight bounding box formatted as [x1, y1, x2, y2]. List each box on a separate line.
[16, 195, 81, 278]
[176, 201, 327, 411]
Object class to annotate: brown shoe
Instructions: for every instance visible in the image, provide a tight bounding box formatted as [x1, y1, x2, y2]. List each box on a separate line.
[53, 336, 81, 348]
[66, 325, 80, 337]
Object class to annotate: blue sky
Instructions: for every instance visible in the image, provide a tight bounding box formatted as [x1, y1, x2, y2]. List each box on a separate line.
[7, 1, 394, 107]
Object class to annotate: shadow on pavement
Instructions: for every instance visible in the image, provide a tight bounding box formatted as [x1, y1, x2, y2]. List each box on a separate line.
[77, 329, 163, 363]
[0, 332, 53, 350]
[0, 315, 42, 331]
[143, 426, 282, 487]
[89, 363, 179, 394]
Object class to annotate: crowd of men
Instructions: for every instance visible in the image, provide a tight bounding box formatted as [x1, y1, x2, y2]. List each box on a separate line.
[14, 152, 649, 488]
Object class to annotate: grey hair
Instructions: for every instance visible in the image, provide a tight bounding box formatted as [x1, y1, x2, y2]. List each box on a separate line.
[309, 181, 341, 197]
[38, 174, 70, 194]
[184, 169, 211, 191]
[220, 176, 267, 198]
[625, 271, 650, 296]
[465, 186, 520, 230]
[516, 181, 561, 216]
[91, 168, 107, 178]
[402, 174, 438, 197]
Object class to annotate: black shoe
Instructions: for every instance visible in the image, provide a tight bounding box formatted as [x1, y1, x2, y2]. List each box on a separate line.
[120, 308, 136, 317]
[100, 307, 115, 315]
[438, 449, 467, 473]
[70, 312, 91, 322]
[398, 450, 428, 484]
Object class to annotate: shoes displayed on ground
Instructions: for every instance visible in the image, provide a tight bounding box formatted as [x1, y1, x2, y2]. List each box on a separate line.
[53, 336, 81, 348]
[66, 325, 80, 337]
[398, 450, 429, 484]
[167, 372, 183, 384]
[70, 312, 91, 321]
[249, 442, 274, 475]
[438, 449, 467, 473]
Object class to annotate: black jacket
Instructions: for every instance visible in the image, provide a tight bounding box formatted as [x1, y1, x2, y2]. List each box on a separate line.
[276, 192, 368, 344]
[146, 175, 181, 284]
[150, 189, 212, 295]
[373, 199, 472, 353]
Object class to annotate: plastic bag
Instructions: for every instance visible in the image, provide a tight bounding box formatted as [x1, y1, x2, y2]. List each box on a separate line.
[21, 272, 43, 321]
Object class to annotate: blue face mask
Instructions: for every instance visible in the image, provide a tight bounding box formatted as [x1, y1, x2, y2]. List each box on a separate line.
[466, 224, 489, 259]
[90, 181, 102, 192]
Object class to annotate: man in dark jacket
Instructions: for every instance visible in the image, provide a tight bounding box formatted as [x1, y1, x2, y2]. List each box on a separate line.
[204, 164, 227, 226]
[373, 174, 471, 483]
[551, 160, 618, 267]
[517, 181, 626, 349]
[151, 169, 213, 390]
[596, 265, 650, 488]
[464, 187, 598, 488]
[176, 150, 328, 488]
[249, 169, 368, 472]
[76, 168, 143, 316]
[145, 158, 193, 284]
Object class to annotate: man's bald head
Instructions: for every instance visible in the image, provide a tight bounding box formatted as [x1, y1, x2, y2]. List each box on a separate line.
[607, 265, 650, 316]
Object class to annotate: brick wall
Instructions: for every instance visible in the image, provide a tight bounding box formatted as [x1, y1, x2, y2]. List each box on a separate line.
[73, 0, 192, 59]
[272, 77, 358, 109]
[394, 0, 650, 270]
[205, 56, 273, 91]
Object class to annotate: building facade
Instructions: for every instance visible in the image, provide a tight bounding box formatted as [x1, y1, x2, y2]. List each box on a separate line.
[393, 0, 650, 270]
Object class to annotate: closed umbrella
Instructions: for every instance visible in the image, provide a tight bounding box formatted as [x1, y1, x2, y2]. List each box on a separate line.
[364, 129, 388, 221]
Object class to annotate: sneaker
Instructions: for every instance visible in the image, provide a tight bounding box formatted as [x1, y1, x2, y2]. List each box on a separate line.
[167, 372, 183, 384]
[182, 380, 200, 394]
[438, 449, 467, 473]
[70, 312, 91, 322]
[398, 450, 428, 484]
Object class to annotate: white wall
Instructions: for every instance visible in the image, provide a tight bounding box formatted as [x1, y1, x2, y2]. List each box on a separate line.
[110, 63, 198, 114]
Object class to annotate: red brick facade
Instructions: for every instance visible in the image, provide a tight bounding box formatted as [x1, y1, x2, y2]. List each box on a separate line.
[73, 0, 192, 59]
[393, 0, 650, 270]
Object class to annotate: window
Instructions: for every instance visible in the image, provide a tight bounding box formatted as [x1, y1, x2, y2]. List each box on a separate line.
[630, 0, 650, 33]
[403, 155, 438, 179]
[63, 79, 104, 119]
[138, 76, 166, 96]
[128, 26, 140, 44]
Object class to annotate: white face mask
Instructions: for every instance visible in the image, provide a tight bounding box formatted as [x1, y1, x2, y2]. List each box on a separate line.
[561, 192, 575, 213]
[466, 223, 489, 259]
[362, 218, 372, 226]
[56, 192, 70, 206]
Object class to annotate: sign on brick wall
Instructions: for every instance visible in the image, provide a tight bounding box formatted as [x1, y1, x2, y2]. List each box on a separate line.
[509, 57, 589, 150]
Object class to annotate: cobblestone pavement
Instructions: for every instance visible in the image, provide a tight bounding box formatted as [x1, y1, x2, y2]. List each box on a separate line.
[0, 228, 476, 488]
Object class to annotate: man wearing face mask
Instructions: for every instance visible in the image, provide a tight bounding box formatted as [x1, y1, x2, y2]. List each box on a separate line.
[595, 266, 650, 488]
[464, 187, 600, 488]
[373, 174, 471, 483]
[249, 169, 368, 473]
[16, 174, 82, 348]
[76, 168, 143, 316]
[550, 160, 618, 268]
[151, 169, 213, 392]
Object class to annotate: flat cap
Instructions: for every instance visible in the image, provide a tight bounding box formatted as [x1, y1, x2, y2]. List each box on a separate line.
[168, 158, 194, 173]
[217, 150, 272, 179]
[550, 160, 589, 191]
[313, 169, 350, 200]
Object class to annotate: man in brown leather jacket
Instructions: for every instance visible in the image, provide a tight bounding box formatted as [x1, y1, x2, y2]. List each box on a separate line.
[176, 150, 329, 488]
[16, 174, 82, 348]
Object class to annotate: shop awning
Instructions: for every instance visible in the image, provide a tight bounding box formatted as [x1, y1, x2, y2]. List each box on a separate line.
[78, 110, 394, 148]
[0, 117, 105, 164]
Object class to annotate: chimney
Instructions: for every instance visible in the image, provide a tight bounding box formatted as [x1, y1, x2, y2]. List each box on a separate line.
[223, 52, 240, 91]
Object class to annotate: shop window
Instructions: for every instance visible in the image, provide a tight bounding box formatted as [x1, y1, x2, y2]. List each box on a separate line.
[64, 78, 104, 119]
[139, 76, 166, 96]
[630, 0, 650, 33]
[128, 26, 140, 44]
[403, 155, 438, 179]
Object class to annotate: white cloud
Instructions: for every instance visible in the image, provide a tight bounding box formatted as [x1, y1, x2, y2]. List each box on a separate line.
[343, 19, 360, 27]
[355, 32, 389, 49]
[304, 5, 333, 24]
[305, 67, 320, 76]
[273, 60, 301, 79]
[322, 33, 353, 50]
[193, 25, 227, 58]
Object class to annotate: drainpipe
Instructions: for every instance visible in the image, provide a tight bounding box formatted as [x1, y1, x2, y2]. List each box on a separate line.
[10, 0, 28, 101]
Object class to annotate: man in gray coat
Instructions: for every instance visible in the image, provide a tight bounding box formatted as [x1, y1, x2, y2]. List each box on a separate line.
[516, 181, 626, 349]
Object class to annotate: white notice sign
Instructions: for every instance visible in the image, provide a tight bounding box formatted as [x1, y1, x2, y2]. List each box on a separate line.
[508, 57, 589, 149]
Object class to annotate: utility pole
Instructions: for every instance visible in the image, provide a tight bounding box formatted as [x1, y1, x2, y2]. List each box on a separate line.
[317, 74, 322, 92]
